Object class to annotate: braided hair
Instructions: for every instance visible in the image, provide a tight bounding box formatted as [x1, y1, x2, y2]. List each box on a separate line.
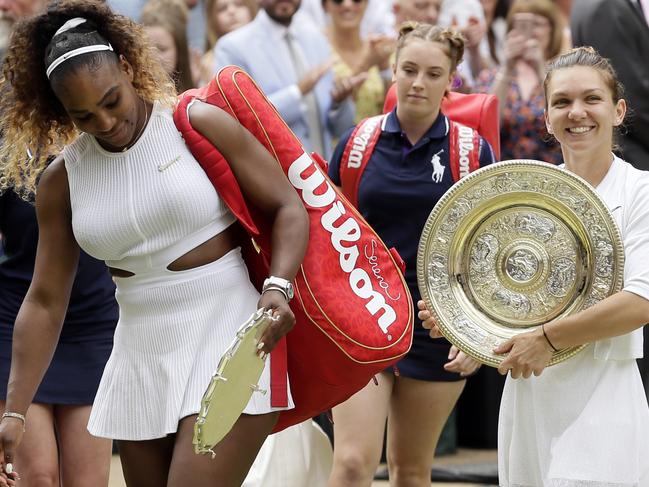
[395, 21, 466, 73]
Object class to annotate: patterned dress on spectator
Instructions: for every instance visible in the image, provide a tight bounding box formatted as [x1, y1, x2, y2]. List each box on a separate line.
[475, 67, 563, 165]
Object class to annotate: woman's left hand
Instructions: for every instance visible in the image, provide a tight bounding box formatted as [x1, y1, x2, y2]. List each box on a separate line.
[444, 345, 481, 377]
[331, 72, 368, 104]
[256, 290, 296, 357]
[494, 327, 553, 378]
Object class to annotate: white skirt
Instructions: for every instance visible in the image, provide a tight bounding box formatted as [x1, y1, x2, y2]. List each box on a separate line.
[498, 345, 649, 487]
[88, 248, 293, 441]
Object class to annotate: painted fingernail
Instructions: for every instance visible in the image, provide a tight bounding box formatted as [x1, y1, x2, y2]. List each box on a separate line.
[259, 351, 267, 360]
[5, 463, 12, 474]
[257, 342, 265, 350]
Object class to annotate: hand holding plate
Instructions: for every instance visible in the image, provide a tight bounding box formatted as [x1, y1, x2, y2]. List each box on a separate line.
[257, 290, 295, 356]
[495, 327, 553, 378]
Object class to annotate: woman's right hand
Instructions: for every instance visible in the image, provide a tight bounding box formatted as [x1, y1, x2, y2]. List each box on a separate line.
[364, 34, 395, 71]
[298, 59, 334, 95]
[417, 299, 443, 339]
[256, 290, 296, 357]
[331, 72, 368, 104]
[418, 302, 481, 376]
[445, 345, 481, 377]
[503, 29, 527, 74]
[0, 418, 22, 486]
[521, 38, 545, 78]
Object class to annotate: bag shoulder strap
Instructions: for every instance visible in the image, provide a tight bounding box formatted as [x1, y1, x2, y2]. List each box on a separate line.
[174, 92, 261, 237]
[339, 115, 386, 207]
[448, 120, 481, 182]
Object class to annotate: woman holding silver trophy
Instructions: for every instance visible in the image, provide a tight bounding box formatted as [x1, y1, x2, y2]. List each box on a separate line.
[421, 46, 649, 486]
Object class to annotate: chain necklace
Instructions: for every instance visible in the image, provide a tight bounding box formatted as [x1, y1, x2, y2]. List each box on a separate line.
[121, 98, 149, 152]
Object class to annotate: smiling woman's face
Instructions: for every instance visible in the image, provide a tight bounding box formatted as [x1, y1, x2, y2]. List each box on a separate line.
[545, 65, 626, 159]
[324, 0, 367, 31]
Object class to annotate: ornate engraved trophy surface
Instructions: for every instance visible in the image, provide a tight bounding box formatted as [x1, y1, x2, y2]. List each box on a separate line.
[417, 160, 624, 367]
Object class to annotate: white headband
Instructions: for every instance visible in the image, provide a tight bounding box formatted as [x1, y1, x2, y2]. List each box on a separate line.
[45, 17, 114, 79]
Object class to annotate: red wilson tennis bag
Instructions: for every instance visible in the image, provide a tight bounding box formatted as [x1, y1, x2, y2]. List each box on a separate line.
[174, 66, 413, 432]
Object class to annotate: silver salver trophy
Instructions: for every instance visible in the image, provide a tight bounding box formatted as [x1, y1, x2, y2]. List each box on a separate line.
[417, 160, 624, 367]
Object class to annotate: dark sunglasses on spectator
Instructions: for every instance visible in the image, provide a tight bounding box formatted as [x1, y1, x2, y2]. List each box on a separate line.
[330, 0, 365, 4]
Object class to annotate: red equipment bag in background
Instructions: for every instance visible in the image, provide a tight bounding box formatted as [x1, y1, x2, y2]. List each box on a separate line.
[339, 115, 482, 208]
[174, 66, 413, 433]
[382, 84, 501, 159]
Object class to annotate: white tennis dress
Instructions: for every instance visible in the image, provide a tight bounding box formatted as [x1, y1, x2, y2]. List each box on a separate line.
[498, 157, 649, 486]
[63, 102, 293, 440]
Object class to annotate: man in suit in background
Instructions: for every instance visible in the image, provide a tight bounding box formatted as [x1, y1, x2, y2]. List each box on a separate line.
[572, 0, 649, 399]
[572, 0, 649, 171]
[214, 0, 357, 159]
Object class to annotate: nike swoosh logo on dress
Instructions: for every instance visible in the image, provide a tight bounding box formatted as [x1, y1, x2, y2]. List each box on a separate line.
[158, 156, 181, 172]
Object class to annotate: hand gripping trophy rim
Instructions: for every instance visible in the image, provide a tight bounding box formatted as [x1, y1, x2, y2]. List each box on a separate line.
[193, 308, 275, 457]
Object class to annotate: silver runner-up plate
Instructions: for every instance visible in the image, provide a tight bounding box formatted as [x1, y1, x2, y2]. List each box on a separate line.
[193, 308, 273, 456]
[417, 160, 624, 367]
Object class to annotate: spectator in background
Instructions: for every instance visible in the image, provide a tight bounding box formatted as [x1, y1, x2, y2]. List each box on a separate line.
[480, 0, 511, 68]
[323, 0, 394, 121]
[439, 0, 485, 26]
[108, 0, 206, 61]
[553, 0, 572, 51]
[1, 0, 50, 59]
[214, 0, 358, 159]
[300, 0, 396, 38]
[200, 0, 257, 84]
[475, 0, 564, 164]
[438, 0, 489, 89]
[392, 0, 442, 25]
[141, 0, 196, 93]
